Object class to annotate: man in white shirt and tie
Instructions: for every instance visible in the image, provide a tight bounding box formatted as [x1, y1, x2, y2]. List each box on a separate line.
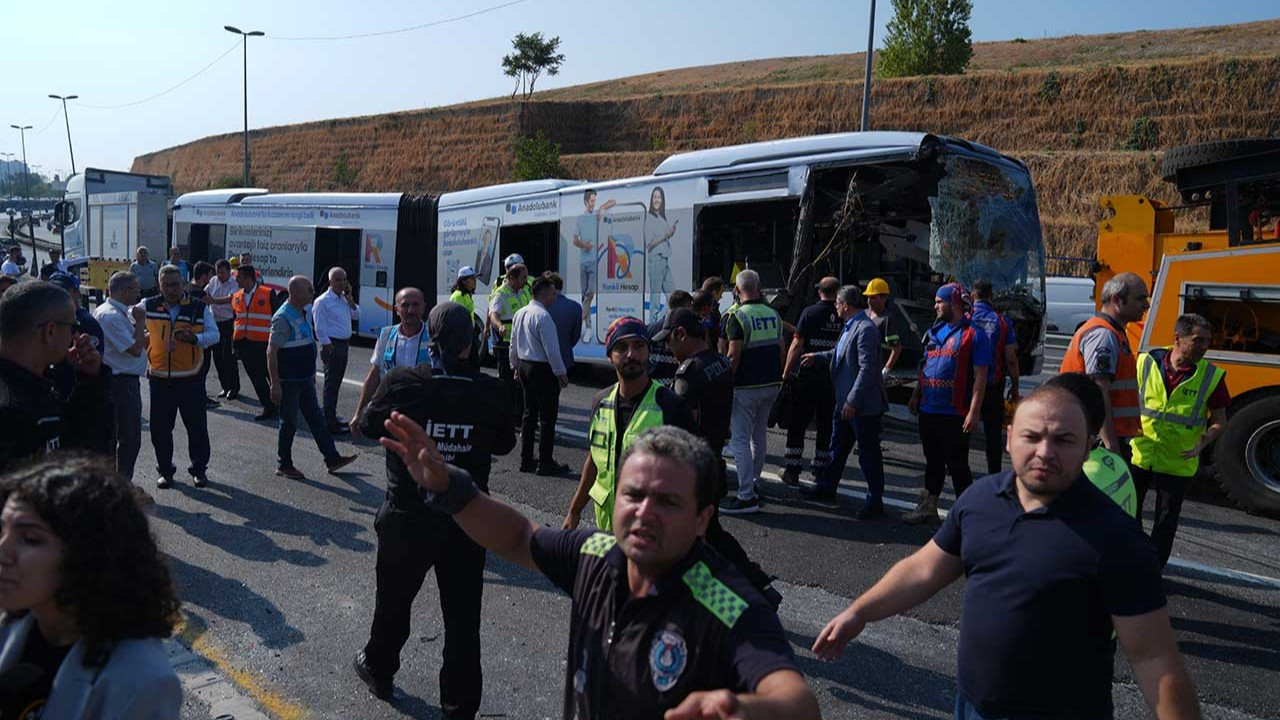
[510, 274, 570, 475]
[312, 266, 360, 434]
[92, 271, 149, 481]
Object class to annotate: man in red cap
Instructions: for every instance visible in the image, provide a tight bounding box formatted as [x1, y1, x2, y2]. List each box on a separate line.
[904, 282, 992, 524]
[563, 316, 697, 531]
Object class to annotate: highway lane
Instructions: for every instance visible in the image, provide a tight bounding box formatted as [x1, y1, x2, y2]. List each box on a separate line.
[127, 338, 1276, 719]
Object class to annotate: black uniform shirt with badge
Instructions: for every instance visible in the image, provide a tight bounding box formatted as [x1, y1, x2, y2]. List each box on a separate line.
[529, 529, 798, 720]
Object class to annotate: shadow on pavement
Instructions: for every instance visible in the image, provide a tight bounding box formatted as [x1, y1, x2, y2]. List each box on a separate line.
[155, 504, 327, 567]
[172, 481, 375, 553]
[167, 554, 306, 650]
[788, 630, 953, 720]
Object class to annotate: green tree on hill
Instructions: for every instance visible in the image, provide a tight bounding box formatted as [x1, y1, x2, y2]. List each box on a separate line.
[878, 0, 973, 78]
[502, 32, 565, 104]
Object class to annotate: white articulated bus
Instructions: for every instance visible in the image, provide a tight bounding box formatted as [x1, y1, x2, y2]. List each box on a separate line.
[172, 132, 1047, 388]
[436, 132, 1048, 382]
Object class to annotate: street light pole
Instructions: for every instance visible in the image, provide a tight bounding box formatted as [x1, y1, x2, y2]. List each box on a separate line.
[48, 94, 79, 175]
[225, 25, 265, 187]
[860, 0, 877, 132]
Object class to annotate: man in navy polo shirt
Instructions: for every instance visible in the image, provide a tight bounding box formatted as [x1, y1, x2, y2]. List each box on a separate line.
[378, 421, 819, 720]
[812, 384, 1200, 720]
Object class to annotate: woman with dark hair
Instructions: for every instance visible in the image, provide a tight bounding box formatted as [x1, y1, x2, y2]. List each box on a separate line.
[0, 454, 181, 718]
[645, 186, 679, 317]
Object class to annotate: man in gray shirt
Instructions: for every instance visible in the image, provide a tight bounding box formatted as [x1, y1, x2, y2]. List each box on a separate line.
[131, 246, 159, 296]
[510, 274, 569, 476]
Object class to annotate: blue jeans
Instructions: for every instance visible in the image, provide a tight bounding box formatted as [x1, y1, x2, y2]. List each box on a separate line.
[278, 378, 339, 469]
[818, 411, 885, 503]
[954, 695, 1006, 720]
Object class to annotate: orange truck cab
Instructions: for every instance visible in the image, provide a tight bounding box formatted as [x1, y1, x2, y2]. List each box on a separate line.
[1092, 139, 1280, 516]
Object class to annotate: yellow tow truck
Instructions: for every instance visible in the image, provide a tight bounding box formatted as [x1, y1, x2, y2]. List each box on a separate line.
[1093, 139, 1280, 516]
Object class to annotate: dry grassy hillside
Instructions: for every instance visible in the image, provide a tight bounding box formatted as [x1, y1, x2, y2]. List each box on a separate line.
[133, 19, 1280, 266]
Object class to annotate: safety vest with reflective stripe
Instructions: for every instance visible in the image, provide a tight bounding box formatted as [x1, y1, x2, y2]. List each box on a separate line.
[1082, 446, 1138, 518]
[490, 283, 527, 345]
[449, 289, 476, 317]
[143, 295, 207, 379]
[731, 301, 783, 388]
[1131, 350, 1225, 477]
[231, 284, 274, 342]
[1061, 315, 1141, 437]
[588, 382, 664, 531]
[378, 324, 432, 372]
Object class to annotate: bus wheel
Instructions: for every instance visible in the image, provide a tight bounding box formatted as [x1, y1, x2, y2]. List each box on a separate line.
[1215, 394, 1280, 518]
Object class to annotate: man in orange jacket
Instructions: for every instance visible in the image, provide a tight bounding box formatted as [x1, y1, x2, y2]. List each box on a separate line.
[231, 265, 279, 421]
[1061, 272, 1149, 461]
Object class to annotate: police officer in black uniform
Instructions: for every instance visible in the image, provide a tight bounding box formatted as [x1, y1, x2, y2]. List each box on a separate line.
[377, 420, 820, 720]
[353, 301, 516, 716]
[779, 277, 844, 485]
[647, 289, 692, 387]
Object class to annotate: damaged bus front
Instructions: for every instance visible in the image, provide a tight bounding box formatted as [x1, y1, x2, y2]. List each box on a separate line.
[666, 132, 1046, 400]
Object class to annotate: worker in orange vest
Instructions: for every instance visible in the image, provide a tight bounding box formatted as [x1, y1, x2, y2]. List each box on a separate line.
[231, 264, 279, 421]
[1061, 272, 1150, 460]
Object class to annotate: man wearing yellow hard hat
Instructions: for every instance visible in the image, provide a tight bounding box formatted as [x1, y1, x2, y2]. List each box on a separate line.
[862, 278, 902, 377]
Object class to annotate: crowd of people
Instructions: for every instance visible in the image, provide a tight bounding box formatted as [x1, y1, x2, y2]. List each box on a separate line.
[0, 242, 1223, 718]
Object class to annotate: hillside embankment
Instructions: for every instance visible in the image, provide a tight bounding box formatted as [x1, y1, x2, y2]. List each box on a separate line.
[134, 43, 1280, 265]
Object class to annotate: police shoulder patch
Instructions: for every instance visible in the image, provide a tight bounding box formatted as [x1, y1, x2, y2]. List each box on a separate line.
[682, 561, 748, 628]
[579, 533, 617, 557]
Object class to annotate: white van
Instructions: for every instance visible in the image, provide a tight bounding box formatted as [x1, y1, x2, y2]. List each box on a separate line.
[1044, 276, 1096, 334]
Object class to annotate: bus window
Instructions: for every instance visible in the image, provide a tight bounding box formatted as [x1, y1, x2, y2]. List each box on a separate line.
[694, 200, 798, 288]
[314, 227, 362, 299]
[499, 221, 559, 277]
[177, 223, 227, 265]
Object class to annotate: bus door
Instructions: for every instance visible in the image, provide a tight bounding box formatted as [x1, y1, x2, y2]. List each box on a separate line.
[181, 223, 227, 266]
[314, 227, 362, 300]
[594, 203, 647, 343]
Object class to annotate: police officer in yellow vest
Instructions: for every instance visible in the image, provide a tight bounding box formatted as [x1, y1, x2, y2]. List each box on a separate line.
[1131, 313, 1229, 568]
[488, 261, 530, 427]
[145, 265, 220, 489]
[563, 317, 697, 531]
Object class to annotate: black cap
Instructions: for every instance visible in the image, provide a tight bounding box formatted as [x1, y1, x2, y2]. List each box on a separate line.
[650, 307, 703, 342]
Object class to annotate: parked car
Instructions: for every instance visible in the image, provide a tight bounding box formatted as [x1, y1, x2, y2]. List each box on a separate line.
[1044, 276, 1095, 334]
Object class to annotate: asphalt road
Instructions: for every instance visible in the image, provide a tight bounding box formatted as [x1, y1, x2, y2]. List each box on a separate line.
[136, 338, 1278, 719]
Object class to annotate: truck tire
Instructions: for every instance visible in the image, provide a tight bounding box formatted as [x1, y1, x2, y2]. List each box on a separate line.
[1160, 139, 1280, 184]
[1213, 394, 1280, 518]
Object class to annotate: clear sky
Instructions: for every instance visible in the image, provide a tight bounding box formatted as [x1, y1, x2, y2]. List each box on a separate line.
[5, 0, 1277, 176]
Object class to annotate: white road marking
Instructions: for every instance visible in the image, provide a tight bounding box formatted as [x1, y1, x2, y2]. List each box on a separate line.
[553, 422, 1280, 590]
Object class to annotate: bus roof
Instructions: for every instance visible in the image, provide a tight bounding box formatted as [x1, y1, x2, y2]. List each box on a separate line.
[173, 189, 403, 208]
[652, 131, 1019, 176]
[438, 179, 585, 209]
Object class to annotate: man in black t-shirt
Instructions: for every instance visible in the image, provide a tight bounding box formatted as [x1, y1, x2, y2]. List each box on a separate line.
[646, 289, 692, 387]
[377, 420, 819, 720]
[656, 308, 781, 608]
[812, 385, 1200, 720]
[779, 277, 843, 485]
[352, 302, 516, 711]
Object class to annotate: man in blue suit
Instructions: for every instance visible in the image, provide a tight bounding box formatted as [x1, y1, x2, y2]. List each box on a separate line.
[797, 284, 888, 519]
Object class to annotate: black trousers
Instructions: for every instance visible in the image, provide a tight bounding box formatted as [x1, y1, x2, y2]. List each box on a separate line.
[783, 372, 834, 474]
[234, 339, 276, 414]
[149, 376, 210, 477]
[980, 382, 1007, 476]
[212, 319, 239, 394]
[320, 339, 350, 426]
[919, 412, 973, 497]
[1131, 466, 1190, 568]
[493, 345, 522, 426]
[363, 502, 487, 718]
[518, 360, 561, 465]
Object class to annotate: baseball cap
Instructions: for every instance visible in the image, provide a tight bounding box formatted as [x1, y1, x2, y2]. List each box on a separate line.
[456, 265, 479, 280]
[863, 277, 891, 296]
[503, 253, 525, 269]
[48, 271, 79, 291]
[604, 316, 648, 353]
[935, 282, 966, 307]
[650, 307, 703, 342]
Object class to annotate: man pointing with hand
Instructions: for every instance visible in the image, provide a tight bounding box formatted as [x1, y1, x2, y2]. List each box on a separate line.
[380, 419, 819, 720]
